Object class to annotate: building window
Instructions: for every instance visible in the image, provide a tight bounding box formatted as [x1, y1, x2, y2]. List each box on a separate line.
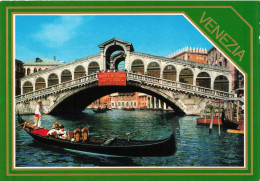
[183, 56, 184, 60]
[204, 57, 206, 62]
[216, 54, 217, 60]
[131, 102, 133, 106]
[219, 62, 222, 66]
[112, 103, 114, 106]
[118, 102, 121, 106]
[224, 58, 228, 67]
[122, 102, 124, 106]
[122, 96, 124, 100]
[188, 56, 190, 60]
[131, 96, 133, 100]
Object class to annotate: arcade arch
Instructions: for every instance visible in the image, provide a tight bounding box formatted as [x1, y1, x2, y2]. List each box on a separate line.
[35, 77, 46, 90]
[147, 62, 160, 78]
[61, 70, 72, 83]
[163, 65, 176, 81]
[214, 75, 229, 92]
[88, 62, 100, 75]
[196, 72, 211, 88]
[23, 81, 33, 94]
[74, 65, 86, 79]
[131, 59, 144, 74]
[48, 73, 59, 87]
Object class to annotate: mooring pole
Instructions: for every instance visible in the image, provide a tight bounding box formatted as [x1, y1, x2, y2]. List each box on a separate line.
[236, 100, 240, 123]
[209, 105, 214, 134]
[204, 109, 207, 123]
[218, 101, 221, 137]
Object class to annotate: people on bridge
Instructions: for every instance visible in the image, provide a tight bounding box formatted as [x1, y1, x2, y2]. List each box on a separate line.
[34, 99, 49, 128]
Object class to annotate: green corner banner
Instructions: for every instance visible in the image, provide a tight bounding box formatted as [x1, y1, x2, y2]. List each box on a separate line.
[0, 1, 258, 181]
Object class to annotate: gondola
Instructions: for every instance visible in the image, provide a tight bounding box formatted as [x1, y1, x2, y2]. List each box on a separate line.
[93, 109, 107, 113]
[17, 115, 176, 157]
[221, 110, 239, 129]
[122, 107, 135, 111]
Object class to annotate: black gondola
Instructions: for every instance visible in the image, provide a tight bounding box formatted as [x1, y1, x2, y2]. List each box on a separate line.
[122, 107, 135, 111]
[17, 115, 176, 157]
[93, 109, 107, 113]
[221, 110, 239, 129]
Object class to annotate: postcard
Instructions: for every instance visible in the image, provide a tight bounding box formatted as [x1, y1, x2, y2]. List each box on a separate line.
[0, 1, 258, 181]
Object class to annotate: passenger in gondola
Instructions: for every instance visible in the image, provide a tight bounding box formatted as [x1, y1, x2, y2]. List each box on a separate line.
[57, 125, 67, 139]
[47, 122, 61, 137]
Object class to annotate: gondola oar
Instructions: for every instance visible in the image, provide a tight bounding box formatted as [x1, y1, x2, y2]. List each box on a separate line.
[16, 114, 46, 128]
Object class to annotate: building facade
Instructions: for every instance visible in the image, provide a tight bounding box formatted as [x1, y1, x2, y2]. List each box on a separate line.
[207, 47, 244, 93]
[24, 57, 65, 76]
[15, 59, 25, 95]
[168, 47, 208, 64]
[110, 92, 138, 109]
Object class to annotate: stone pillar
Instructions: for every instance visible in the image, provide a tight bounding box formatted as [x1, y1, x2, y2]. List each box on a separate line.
[154, 97, 157, 109]
[163, 102, 166, 110]
[211, 76, 215, 90]
[158, 99, 162, 109]
[176, 71, 180, 82]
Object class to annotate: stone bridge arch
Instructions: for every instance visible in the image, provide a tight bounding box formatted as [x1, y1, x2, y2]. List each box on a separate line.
[49, 81, 186, 115]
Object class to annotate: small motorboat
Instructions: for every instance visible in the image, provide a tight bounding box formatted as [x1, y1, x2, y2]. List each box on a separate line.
[17, 115, 176, 157]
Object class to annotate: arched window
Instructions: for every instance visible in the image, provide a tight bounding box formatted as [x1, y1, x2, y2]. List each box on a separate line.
[131, 59, 144, 74]
[196, 72, 211, 88]
[179, 68, 193, 85]
[147, 62, 160, 78]
[48, 73, 59, 87]
[23, 81, 33, 94]
[74, 65, 86, 79]
[163, 65, 176, 81]
[214, 75, 229, 92]
[61, 70, 72, 83]
[88, 62, 100, 75]
[35, 77, 46, 90]
[38, 68, 42, 71]
[33, 68, 37, 73]
[27, 68, 31, 75]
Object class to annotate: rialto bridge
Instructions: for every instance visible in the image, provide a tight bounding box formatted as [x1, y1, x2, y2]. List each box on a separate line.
[16, 38, 233, 115]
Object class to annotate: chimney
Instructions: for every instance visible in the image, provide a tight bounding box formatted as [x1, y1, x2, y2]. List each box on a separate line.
[54, 56, 56, 61]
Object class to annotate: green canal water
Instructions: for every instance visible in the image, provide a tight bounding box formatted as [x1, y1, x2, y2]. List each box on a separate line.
[15, 109, 244, 167]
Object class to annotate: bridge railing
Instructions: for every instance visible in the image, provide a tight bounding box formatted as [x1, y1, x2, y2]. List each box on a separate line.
[127, 72, 233, 99]
[16, 72, 233, 103]
[16, 73, 98, 103]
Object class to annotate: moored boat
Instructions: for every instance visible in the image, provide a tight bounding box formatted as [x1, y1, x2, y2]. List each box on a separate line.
[122, 107, 135, 111]
[17, 115, 176, 157]
[221, 110, 239, 130]
[93, 108, 107, 113]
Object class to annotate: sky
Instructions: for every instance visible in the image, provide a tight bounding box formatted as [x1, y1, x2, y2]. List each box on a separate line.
[15, 15, 213, 63]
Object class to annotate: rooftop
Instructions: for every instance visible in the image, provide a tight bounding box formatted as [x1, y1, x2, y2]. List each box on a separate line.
[23, 58, 65, 66]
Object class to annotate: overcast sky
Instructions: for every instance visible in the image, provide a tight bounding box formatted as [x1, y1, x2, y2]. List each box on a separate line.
[15, 15, 213, 63]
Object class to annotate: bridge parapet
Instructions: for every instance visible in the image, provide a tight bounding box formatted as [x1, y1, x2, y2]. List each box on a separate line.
[16, 72, 233, 104]
[16, 73, 98, 103]
[127, 73, 233, 99]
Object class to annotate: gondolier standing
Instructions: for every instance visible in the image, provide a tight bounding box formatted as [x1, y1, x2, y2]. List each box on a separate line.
[34, 100, 49, 127]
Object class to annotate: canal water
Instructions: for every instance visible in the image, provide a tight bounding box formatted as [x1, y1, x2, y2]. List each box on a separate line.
[15, 109, 244, 167]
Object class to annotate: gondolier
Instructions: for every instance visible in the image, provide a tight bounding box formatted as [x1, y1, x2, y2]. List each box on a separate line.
[34, 100, 49, 128]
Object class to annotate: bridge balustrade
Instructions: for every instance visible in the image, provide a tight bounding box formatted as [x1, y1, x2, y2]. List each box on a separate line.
[16, 72, 233, 104]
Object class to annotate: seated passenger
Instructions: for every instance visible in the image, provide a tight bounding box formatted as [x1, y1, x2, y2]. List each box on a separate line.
[57, 125, 67, 139]
[47, 122, 61, 137]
